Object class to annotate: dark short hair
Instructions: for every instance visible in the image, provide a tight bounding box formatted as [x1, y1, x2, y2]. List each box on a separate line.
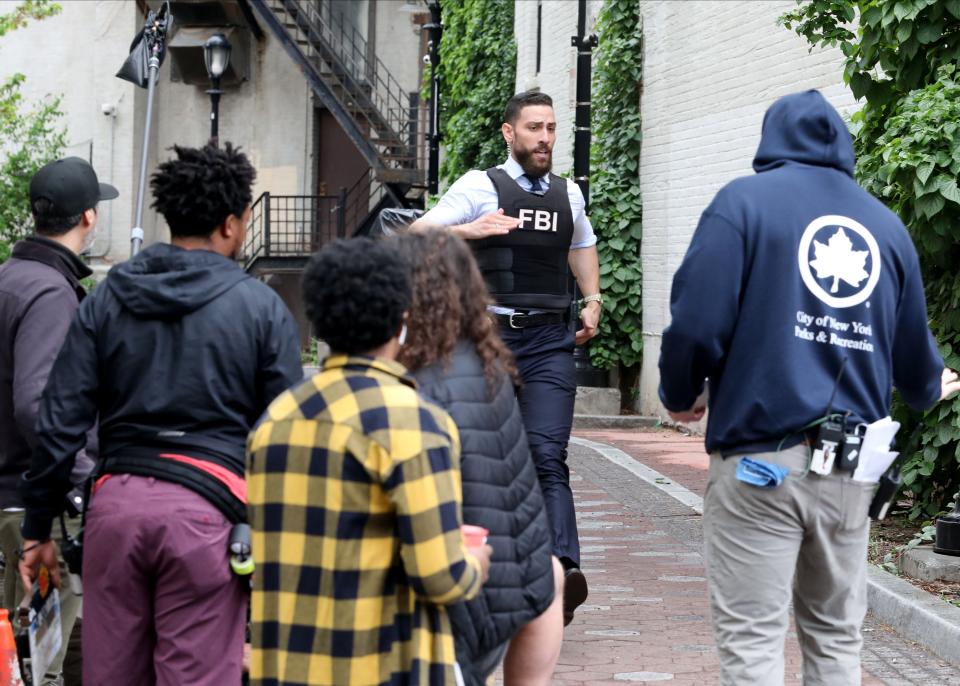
[504, 90, 554, 125]
[302, 238, 411, 355]
[150, 142, 255, 238]
[31, 197, 88, 236]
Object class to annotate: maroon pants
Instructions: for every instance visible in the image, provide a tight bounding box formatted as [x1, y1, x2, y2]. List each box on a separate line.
[82, 475, 246, 686]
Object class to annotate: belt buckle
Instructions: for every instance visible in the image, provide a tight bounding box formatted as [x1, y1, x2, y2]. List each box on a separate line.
[508, 312, 524, 329]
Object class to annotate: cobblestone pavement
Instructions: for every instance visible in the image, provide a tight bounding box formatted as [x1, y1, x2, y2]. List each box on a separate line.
[526, 428, 960, 685]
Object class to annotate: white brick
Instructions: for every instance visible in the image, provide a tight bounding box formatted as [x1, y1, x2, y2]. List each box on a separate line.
[514, 0, 604, 175]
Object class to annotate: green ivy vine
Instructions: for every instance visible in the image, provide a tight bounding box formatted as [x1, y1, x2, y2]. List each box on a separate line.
[588, 0, 643, 395]
[782, 0, 960, 519]
[434, 0, 516, 187]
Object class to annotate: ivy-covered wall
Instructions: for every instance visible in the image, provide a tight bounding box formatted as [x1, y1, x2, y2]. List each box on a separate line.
[434, 0, 517, 187]
[588, 0, 643, 404]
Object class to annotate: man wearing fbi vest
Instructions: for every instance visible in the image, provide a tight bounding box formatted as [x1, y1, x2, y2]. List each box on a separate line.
[412, 90, 601, 626]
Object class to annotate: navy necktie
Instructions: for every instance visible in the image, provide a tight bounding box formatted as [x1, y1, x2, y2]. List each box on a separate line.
[524, 174, 545, 195]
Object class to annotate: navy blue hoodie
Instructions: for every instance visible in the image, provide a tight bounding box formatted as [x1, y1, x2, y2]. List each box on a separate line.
[658, 90, 943, 455]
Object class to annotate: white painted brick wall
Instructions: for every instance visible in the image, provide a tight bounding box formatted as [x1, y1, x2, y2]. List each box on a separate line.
[637, 0, 858, 416]
[514, 0, 604, 174]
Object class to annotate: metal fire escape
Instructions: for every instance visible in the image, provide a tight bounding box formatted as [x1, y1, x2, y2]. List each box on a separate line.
[243, 0, 427, 274]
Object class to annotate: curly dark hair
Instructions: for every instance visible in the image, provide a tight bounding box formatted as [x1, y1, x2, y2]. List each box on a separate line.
[394, 229, 517, 385]
[302, 238, 411, 355]
[150, 142, 255, 238]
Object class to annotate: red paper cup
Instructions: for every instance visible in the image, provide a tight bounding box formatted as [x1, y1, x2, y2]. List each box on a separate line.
[461, 524, 489, 548]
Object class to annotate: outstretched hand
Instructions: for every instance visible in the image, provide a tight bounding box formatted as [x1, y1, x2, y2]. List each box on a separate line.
[453, 209, 520, 240]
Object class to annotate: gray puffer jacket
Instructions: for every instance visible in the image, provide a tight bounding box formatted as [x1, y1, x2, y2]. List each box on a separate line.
[414, 340, 553, 683]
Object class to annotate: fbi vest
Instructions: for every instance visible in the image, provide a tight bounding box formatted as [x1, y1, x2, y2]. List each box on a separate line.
[472, 167, 575, 311]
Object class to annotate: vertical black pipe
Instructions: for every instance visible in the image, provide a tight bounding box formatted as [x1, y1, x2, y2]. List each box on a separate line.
[570, 0, 605, 386]
[571, 0, 597, 212]
[425, 0, 442, 195]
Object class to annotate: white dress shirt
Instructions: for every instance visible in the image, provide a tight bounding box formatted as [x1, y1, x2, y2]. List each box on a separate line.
[420, 156, 597, 249]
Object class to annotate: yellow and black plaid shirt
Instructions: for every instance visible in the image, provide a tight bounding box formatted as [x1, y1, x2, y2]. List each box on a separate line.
[248, 355, 482, 686]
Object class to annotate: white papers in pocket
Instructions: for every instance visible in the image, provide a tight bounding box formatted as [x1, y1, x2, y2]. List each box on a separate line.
[852, 416, 901, 483]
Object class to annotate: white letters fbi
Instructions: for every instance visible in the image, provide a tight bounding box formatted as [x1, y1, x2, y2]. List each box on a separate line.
[517, 209, 559, 232]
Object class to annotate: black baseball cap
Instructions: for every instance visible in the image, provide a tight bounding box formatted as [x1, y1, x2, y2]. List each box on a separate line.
[29, 157, 119, 216]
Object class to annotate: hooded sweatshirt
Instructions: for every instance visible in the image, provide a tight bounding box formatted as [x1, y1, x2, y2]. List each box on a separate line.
[658, 90, 943, 455]
[21, 243, 302, 539]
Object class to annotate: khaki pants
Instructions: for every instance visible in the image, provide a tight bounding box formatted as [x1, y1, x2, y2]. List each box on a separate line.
[703, 446, 877, 686]
[0, 510, 83, 686]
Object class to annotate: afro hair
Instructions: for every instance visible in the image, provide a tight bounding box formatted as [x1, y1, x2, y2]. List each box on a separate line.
[150, 142, 255, 237]
[302, 238, 411, 355]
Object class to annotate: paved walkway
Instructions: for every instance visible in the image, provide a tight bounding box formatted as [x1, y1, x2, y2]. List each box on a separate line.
[530, 427, 960, 685]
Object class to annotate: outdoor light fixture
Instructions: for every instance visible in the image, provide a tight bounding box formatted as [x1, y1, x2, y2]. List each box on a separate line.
[203, 32, 232, 146]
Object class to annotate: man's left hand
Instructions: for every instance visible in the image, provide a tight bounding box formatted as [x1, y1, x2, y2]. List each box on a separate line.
[19, 539, 60, 595]
[667, 391, 707, 424]
[575, 301, 601, 346]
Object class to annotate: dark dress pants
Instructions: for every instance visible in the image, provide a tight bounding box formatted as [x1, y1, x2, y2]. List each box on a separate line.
[499, 323, 580, 567]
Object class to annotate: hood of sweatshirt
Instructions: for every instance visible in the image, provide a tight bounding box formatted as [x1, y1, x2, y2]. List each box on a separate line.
[106, 243, 248, 318]
[752, 89, 855, 177]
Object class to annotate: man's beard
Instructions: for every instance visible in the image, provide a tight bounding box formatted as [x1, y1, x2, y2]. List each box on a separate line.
[513, 143, 552, 178]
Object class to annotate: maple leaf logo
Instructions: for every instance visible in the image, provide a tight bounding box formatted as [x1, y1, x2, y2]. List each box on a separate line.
[808, 227, 869, 293]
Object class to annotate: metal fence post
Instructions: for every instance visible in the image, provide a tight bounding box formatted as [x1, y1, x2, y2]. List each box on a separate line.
[337, 187, 347, 238]
[263, 192, 271, 257]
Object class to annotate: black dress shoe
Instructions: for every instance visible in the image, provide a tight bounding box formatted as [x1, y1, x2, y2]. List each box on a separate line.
[563, 566, 588, 626]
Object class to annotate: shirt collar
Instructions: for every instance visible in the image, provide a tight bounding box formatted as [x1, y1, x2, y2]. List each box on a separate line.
[501, 157, 549, 187]
[12, 235, 92, 283]
[323, 354, 417, 389]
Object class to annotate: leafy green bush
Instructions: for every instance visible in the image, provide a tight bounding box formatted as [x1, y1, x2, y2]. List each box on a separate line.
[783, 0, 960, 518]
[434, 0, 516, 187]
[0, 1, 65, 263]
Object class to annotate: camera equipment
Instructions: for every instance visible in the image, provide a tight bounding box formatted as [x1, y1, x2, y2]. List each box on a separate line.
[116, 1, 173, 256]
[229, 523, 254, 576]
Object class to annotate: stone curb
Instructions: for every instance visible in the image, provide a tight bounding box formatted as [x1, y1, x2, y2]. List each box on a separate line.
[866, 564, 960, 667]
[572, 414, 661, 430]
[571, 436, 960, 668]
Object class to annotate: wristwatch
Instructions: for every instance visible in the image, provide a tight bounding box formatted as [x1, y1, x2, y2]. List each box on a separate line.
[580, 293, 603, 306]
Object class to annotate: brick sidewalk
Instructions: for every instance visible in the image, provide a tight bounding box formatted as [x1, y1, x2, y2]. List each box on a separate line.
[531, 428, 960, 685]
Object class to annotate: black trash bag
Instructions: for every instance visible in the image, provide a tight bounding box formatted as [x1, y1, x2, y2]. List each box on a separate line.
[116, 1, 173, 88]
[366, 207, 424, 238]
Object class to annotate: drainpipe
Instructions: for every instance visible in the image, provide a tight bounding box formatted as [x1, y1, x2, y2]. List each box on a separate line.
[425, 0, 442, 196]
[571, 0, 597, 210]
[571, 0, 606, 387]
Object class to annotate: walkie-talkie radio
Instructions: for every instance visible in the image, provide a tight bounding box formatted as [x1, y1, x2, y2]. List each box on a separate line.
[810, 417, 844, 475]
[810, 358, 850, 475]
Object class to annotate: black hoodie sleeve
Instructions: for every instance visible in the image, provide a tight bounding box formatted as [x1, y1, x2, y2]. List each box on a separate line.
[21, 296, 100, 540]
[891, 246, 943, 411]
[258, 296, 303, 410]
[659, 211, 746, 412]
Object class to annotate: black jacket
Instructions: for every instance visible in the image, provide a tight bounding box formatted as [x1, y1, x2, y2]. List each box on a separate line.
[414, 341, 553, 683]
[21, 243, 302, 539]
[0, 237, 97, 508]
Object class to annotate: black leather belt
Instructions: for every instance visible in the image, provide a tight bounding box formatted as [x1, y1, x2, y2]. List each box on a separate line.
[494, 311, 566, 329]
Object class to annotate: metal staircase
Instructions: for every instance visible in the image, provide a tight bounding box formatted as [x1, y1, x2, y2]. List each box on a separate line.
[241, 0, 426, 275]
[249, 0, 426, 192]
